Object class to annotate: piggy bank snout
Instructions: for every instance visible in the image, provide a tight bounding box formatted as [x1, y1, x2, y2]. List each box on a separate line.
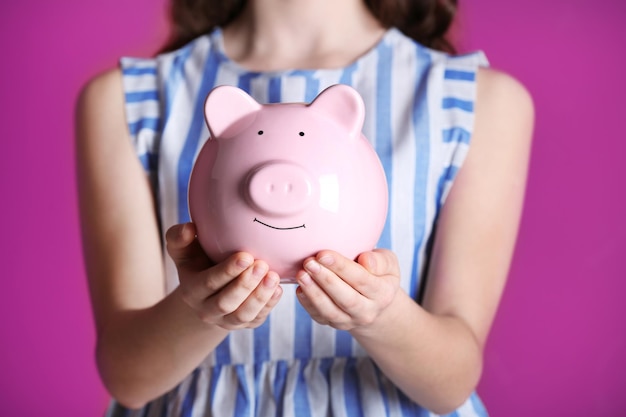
[247, 162, 314, 216]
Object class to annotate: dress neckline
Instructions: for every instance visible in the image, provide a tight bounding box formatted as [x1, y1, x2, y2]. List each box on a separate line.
[209, 27, 398, 77]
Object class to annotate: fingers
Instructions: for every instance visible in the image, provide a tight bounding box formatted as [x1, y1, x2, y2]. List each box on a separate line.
[203, 265, 282, 330]
[203, 252, 255, 293]
[296, 250, 401, 330]
[204, 260, 269, 316]
[296, 275, 352, 329]
[307, 251, 382, 300]
[227, 273, 283, 328]
[303, 256, 363, 304]
[180, 252, 255, 306]
[298, 256, 370, 323]
[251, 284, 283, 325]
[179, 255, 282, 330]
[166, 223, 284, 329]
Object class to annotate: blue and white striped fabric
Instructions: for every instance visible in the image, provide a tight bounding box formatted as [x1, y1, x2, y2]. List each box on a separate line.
[112, 28, 489, 417]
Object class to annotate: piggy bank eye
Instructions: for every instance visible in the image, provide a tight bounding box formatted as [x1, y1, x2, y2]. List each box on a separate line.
[258, 130, 264, 135]
[299, 131, 305, 137]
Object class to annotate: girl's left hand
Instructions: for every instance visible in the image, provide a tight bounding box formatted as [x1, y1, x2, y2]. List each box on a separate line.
[295, 249, 401, 331]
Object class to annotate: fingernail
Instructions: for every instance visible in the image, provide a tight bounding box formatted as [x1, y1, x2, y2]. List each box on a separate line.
[305, 260, 321, 274]
[183, 222, 196, 238]
[298, 272, 313, 286]
[252, 263, 268, 278]
[237, 256, 253, 269]
[263, 273, 278, 288]
[296, 286, 306, 298]
[318, 255, 334, 266]
[272, 287, 283, 299]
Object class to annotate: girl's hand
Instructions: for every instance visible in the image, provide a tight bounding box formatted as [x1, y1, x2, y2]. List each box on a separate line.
[295, 249, 401, 331]
[166, 223, 282, 330]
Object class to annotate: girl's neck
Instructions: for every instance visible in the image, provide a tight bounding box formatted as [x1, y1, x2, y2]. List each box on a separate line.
[222, 0, 386, 71]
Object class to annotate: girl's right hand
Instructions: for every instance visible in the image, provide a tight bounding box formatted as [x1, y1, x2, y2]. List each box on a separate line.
[166, 223, 282, 330]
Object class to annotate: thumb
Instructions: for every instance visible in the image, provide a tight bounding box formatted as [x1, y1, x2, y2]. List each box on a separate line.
[165, 223, 208, 267]
[357, 249, 399, 276]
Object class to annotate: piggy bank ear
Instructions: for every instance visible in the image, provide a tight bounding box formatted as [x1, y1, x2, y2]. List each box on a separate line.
[308, 84, 365, 139]
[204, 86, 262, 139]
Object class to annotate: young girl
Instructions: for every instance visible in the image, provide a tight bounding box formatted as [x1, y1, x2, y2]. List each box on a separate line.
[76, 0, 534, 415]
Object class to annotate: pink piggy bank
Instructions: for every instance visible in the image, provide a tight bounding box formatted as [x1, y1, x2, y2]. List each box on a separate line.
[188, 84, 388, 283]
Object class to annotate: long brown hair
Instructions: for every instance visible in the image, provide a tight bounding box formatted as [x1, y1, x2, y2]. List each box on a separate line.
[160, 0, 458, 54]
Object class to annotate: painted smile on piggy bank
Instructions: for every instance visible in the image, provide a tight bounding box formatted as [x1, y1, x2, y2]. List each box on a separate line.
[188, 84, 388, 282]
[253, 218, 306, 231]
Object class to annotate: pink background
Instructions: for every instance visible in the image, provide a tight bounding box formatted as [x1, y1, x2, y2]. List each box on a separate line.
[1, 0, 624, 415]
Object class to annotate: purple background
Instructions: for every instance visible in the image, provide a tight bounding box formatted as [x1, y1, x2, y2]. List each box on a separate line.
[1, 0, 624, 415]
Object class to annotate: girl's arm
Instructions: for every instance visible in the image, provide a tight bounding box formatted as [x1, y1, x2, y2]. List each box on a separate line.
[76, 69, 282, 409]
[295, 67, 534, 414]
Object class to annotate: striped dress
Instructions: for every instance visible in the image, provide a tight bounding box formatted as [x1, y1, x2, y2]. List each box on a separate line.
[111, 27, 489, 417]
